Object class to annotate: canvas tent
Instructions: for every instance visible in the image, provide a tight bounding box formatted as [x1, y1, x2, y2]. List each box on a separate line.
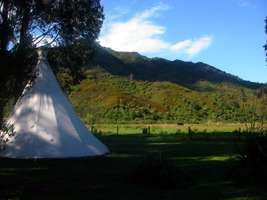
[0, 49, 109, 158]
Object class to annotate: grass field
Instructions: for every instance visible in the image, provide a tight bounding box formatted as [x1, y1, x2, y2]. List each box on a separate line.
[92, 122, 247, 135]
[0, 133, 266, 200]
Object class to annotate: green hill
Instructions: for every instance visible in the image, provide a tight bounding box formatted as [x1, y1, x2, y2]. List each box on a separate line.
[48, 45, 267, 124]
[92, 45, 261, 89]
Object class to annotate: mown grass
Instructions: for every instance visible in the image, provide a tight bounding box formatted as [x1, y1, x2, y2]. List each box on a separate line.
[0, 134, 267, 200]
[92, 123, 246, 135]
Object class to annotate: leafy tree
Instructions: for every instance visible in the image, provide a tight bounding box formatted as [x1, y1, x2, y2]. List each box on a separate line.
[0, 0, 104, 128]
[0, 0, 104, 54]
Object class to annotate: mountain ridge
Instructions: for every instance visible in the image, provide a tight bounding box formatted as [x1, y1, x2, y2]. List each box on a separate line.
[92, 45, 262, 90]
[47, 45, 266, 123]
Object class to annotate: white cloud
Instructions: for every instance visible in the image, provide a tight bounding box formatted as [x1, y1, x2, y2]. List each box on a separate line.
[185, 36, 213, 57]
[100, 3, 169, 53]
[138, 2, 170, 19]
[99, 17, 168, 53]
[169, 36, 213, 57]
[170, 40, 192, 52]
[99, 3, 213, 57]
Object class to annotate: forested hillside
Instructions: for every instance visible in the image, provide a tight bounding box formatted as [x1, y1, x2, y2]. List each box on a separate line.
[92, 45, 262, 89]
[48, 45, 267, 124]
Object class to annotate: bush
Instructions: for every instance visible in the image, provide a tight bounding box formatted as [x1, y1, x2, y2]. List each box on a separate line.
[235, 136, 267, 183]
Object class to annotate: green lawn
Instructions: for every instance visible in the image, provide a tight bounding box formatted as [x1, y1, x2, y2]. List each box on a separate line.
[0, 134, 266, 200]
[92, 123, 246, 135]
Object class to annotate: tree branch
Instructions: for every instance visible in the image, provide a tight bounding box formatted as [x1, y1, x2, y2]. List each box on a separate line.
[32, 24, 56, 43]
[34, 31, 59, 47]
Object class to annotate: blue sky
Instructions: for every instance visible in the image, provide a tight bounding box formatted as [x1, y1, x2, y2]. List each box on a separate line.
[99, 0, 267, 83]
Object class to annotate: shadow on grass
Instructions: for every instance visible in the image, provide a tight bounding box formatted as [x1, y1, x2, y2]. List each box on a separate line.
[98, 131, 259, 144]
[0, 134, 267, 200]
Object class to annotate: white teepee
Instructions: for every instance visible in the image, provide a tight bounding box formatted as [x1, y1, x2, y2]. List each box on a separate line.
[0, 49, 109, 158]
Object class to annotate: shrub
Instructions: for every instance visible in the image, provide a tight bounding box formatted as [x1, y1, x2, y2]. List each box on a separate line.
[234, 134, 267, 183]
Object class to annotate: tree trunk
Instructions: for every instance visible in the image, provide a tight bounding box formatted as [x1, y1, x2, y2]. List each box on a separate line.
[14, 1, 32, 100]
[19, 1, 31, 50]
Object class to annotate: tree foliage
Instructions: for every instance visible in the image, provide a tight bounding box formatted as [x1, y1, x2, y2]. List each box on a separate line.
[0, 0, 104, 54]
[47, 41, 94, 92]
[0, 0, 104, 128]
[48, 46, 267, 124]
[67, 67, 267, 124]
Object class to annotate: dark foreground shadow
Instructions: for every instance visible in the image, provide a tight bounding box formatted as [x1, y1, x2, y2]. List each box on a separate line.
[0, 135, 267, 200]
